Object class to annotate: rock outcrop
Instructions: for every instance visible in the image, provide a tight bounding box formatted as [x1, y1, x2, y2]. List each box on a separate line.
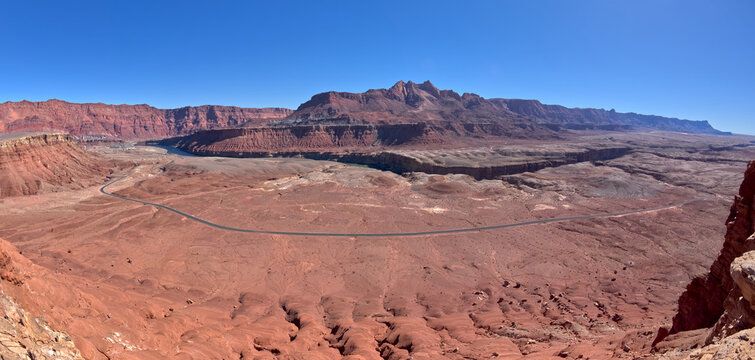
[656, 161, 755, 357]
[660, 328, 755, 360]
[658, 252, 755, 359]
[0, 132, 119, 197]
[0, 100, 292, 139]
[731, 252, 755, 313]
[0, 236, 85, 359]
[0, 293, 83, 360]
[703, 251, 755, 343]
[669, 161, 755, 334]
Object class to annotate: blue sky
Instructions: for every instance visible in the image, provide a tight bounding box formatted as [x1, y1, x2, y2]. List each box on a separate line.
[2, 1, 753, 134]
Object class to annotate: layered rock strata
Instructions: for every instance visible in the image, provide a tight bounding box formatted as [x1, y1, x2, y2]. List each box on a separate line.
[161, 128, 631, 179]
[0, 132, 117, 197]
[0, 100, 292, 139]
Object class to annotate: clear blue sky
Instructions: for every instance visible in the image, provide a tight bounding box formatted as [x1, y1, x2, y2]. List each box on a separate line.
[2, 1, 753, 134]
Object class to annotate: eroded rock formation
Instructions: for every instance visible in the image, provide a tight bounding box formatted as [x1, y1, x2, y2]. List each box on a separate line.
[0, 133, 121, 197]
[705, 251, 755, 343]
[0, 293, 83, 360]
[655, 161, 755, 358]
[669, 161, 755, 334]
[284, 80, 724, 135]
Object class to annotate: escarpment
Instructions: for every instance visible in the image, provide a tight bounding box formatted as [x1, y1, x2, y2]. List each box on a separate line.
[161, 127, 631, 179]
[0, 132, 119, 197]
[163, 123, 447, 153]
[0, 100, 292, 139]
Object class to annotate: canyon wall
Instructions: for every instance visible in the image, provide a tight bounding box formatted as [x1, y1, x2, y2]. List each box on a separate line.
[293, 147, 631, 180]
[0, 100, 292, 139]
[162, 127, 631, 179]
[164, 123, 447, 153]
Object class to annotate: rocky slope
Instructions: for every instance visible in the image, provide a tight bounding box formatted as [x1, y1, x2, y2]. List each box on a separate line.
[284, 80, 724, 135]
[0, 292, 83, 360]
[0, 132, 119, 197]
[0, 236, 86, 359]
[0, 100, 292, 139]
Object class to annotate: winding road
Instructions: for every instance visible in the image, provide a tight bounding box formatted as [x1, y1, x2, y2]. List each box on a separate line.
[100, 176, 705, 238]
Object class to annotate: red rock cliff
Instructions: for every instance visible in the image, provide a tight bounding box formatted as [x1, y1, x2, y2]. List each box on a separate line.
[669, 161, 755, 333]
[0, 100, 292, 139]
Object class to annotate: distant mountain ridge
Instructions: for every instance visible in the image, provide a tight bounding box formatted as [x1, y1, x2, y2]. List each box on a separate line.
[0, 81, 726, 139]
[283, 80, 725, 135]
[494, 98, 722, 134]
[280, 80, 531, 125]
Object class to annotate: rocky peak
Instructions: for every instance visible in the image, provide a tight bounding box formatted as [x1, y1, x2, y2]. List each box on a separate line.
[387, 80, 408, 100]
[389, 80, 406, 91]
[418, 80, 441, 98]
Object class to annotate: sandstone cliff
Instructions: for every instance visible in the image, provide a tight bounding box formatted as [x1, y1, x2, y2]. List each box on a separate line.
[0, 100, 292, 140]
[669, 161, 755, 334]
[656, 161, 755, 357]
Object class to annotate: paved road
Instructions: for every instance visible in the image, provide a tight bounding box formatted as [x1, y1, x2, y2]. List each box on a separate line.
[100, 176, 705, 238]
